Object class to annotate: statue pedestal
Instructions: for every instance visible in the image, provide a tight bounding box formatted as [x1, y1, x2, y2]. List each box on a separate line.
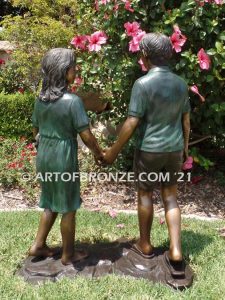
[17, 239, 194, 289]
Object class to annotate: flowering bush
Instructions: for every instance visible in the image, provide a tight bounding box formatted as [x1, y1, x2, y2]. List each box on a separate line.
[0, 136, 38, 201]
[70, 0, 225, 149]
[1, 0, 225, 151]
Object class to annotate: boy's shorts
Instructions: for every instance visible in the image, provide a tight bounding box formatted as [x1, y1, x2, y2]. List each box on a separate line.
[133, 149, 183, 191]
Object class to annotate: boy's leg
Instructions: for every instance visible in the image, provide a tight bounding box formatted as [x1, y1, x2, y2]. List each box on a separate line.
[61, 211, 88, 265]
[161, 184, 182, 261]
[29, 208, 58, 257]
[136, 188, 154, 255]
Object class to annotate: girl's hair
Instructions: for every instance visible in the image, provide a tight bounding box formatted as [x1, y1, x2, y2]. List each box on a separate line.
[139, 33, 173, 66]
[39, 48, 76, 102]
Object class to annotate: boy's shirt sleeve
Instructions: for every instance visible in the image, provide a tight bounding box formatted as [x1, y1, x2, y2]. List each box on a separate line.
[71, 96, 90, 133]
[32, 100, 39, 128]
[182, 87, 191, 113]
[128, 80, 147, 118]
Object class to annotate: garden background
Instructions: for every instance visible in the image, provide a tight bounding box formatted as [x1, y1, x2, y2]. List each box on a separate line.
[0, 0, 224, 299]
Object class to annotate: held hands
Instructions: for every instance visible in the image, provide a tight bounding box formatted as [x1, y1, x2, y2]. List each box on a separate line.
[94, 147, 118, 166]
[94, 151, 105, 166]
[103, 147, 118, 165]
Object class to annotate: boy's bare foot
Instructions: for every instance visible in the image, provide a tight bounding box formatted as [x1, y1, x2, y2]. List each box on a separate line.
[168, 248, 183, 262]
[164, 251, 185, 277]
[29, 244, 61, 257]
[61, 249, 89, 265]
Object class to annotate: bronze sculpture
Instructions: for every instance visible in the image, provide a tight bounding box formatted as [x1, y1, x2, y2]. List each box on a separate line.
[104, 33, 191, 276]
[18, 37, 194, 288]
[29, 48, 104, 265]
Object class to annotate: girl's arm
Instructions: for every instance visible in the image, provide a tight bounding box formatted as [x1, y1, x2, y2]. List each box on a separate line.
[103, 116, 140, 164]
[33, 127, 39, 139]
[79, 129, 104, 161]
[182, 112, 190, 160]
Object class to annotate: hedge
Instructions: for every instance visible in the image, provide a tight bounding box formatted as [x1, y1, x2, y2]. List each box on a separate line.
[0, 92, 35, 138]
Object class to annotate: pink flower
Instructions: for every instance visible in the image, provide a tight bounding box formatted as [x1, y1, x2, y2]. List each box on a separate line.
[87, 31, 108, 52]
[74, 77, 83, 86]
[71, 78, 83, 93]
[114, 5, 119, 10]
[138, 58, 148, 71]
[190, 85, 205, 102]
[197, 48, 211, 70]
[124, 22, 140, 37]
[104, 13, 110, 19]
[116, 223, 125, 228]
[196, 0, 224, 5]
[123, 0, 134, 12]
[0, 59, 5, 65]
[71, 35, 88, 50]
[8, 162, 17, 169]
[214, 0, 223, 4]
[182, 156, 194, 171]
[95, 0, 99, 10]
[26, 143, 34, 150]
[173, 25, 181, 35]
[18, 88, 24, 94]
[113, 3, 119, 10]
[129, 30, 146, 52]
[109, 210, 118, 218]
[160, 218, 165, 225]
[71, 86, 76, 93]
[191, 176, 203, 185]
[170, 25, 187, 53]
[101, 0, 110, 4]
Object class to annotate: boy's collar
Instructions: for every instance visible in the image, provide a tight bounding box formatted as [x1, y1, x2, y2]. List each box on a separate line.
[148, 66, 170, 73]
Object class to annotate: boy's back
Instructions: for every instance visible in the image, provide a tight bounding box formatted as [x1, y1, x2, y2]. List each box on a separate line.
[128, 66, 191, 152]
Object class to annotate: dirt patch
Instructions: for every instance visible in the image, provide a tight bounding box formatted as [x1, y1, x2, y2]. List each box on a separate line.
[1, 176, 224, 219]
[82, 179, 225, 219]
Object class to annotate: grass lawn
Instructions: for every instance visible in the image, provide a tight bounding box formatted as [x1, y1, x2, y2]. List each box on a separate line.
[0, 210, 224, 300]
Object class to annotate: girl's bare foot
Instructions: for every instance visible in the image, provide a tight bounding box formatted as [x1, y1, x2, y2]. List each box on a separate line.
[61, 249, 89, 265]
[29, 244, 61, 257]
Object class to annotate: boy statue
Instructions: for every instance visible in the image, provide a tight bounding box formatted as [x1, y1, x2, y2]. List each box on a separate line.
[104, 33, 191, 276]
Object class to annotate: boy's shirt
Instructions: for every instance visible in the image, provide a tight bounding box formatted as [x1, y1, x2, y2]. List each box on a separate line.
[128, 66, 191, 153]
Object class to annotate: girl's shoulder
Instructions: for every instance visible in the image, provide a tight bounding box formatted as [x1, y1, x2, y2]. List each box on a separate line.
[62, 92, 82, 103]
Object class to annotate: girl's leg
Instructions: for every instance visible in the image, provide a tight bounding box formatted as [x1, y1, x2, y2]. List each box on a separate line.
[136, 188, 154, 255]
[61, 211, 88, 265]
[29, 208, 58, 257]
[161, 184, 182, 261]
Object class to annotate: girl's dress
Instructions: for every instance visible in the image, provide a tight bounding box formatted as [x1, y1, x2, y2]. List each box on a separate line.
[32, 93, 89, 213]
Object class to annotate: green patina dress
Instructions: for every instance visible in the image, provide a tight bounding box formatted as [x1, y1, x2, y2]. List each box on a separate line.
[32, 93, 89, 213]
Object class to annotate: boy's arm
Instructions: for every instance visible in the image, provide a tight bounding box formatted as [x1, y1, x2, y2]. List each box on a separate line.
[104, 116, 140, 164]
[79, 129, 104, 162]
[182, 112, 190, 160]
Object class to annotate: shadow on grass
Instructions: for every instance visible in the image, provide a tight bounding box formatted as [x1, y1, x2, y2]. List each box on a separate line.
[160, 230, 214, 260]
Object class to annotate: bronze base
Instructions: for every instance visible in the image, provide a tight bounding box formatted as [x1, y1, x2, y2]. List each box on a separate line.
[17, 239, 194, 289]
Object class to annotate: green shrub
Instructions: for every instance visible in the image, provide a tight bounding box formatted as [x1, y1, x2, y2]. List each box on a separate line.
[0, 92, 35, 138]
[0, 0, 93, 93]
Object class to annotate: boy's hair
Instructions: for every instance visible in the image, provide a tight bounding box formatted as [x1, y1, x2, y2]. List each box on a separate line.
[39, 48, 76, 102]
[139, 33, 173, 66]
